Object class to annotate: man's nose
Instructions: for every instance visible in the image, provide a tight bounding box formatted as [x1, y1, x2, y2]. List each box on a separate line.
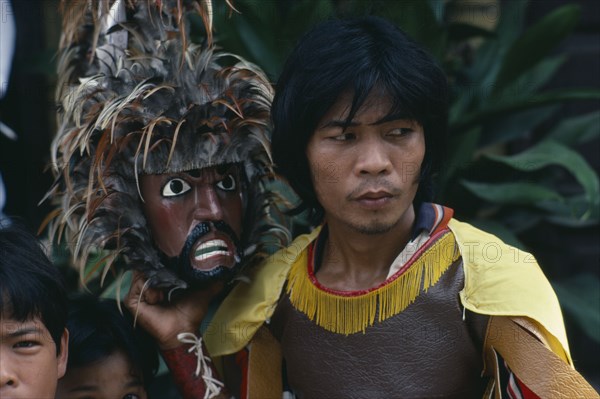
[192, 185, 224, 221]
[355, 137, 392, 176]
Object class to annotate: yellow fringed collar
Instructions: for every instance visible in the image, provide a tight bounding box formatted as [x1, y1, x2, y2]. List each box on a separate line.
[286, 229, 460, 335]
[205, 219, 571, 366]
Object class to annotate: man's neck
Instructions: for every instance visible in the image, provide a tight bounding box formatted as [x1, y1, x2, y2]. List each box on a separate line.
[315, 207, 415, 291]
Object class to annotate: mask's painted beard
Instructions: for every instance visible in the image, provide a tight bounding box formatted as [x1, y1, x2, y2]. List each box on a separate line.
[161, 221, 243, 288]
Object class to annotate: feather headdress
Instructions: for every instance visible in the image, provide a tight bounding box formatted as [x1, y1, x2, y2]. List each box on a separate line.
[45, 0, 289, 290]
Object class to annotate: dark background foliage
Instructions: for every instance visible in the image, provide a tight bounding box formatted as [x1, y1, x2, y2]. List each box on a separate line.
[0, 0, 598, 392]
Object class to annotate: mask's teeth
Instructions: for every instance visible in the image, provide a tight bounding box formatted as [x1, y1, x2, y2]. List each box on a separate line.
[194, 239, 230, 260]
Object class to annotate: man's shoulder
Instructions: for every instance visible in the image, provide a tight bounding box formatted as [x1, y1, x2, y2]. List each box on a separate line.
[204, 227, 321, 356]
[448, 218, 535, 267]
[261, 226, 321, 270]
[448, 218, 572, 363]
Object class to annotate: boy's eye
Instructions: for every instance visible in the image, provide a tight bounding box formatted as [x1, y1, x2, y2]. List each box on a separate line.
[216, 174, 237, 192]
[162, 178, 191, 197]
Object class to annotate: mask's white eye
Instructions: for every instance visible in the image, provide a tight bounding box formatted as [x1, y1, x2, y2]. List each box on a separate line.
[162, 178, 191, 197]
[216, 174, 237, 192]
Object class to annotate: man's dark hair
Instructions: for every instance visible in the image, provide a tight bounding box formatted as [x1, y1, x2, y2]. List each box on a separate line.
[272, 16, 448, 223]
[0, 220, 68, 353]
[65, 294, 159, 387]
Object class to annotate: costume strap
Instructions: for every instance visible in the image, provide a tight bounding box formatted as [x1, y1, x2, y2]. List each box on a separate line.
[245, 325, 283, 399]
[483, 316, 598, 398]
[161, 335, 225, 399]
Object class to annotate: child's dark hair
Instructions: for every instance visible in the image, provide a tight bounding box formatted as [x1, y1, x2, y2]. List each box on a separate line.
[65, 294, 159, 387]
[0, 219, 68, 354]
[271, 16, 448, 223]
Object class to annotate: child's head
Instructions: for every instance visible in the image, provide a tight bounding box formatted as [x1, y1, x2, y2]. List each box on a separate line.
[0, 221, 69, 398]
[56, 295, 159, 399]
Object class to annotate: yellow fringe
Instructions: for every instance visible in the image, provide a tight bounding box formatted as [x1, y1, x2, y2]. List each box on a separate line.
[287, 232, 460, 335]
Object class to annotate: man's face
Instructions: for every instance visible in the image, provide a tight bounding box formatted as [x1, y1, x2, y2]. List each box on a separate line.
[0, 317, 68, 399]
[306, 90, 425, 235]
[140, 164, 244, 285]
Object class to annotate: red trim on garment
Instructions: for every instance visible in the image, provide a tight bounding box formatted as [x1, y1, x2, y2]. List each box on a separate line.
[432, 205, 454, 236]
[236, 348, 249, 399]
[161, 344, 222, 399]
[514, 373, 541, 399]
[306, 228, 452, 297]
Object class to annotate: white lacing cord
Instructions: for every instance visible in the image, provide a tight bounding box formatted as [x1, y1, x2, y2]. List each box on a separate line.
[177, 332, 224, 399]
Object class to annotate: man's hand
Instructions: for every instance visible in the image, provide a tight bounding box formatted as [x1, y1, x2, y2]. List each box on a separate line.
[125, 270, 224, 350]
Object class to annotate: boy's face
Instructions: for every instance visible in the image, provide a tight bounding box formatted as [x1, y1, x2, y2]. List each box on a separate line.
[0, 317, 68, 399]
[56, 350, 147, 399]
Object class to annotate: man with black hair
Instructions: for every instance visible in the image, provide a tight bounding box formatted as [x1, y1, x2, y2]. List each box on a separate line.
[128, 15, 597, 398]
[0, 221, 69, 398]
[200, 16, 598, 398]
[56, 295, 159, 399]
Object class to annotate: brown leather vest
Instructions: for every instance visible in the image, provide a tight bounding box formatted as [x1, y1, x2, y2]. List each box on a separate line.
[269, 259, 490, 399]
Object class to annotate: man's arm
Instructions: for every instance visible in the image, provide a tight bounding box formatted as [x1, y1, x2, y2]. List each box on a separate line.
[125, 271, 228, 399]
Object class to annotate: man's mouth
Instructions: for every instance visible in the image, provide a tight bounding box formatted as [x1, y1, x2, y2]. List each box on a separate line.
[356, 190, 393, 200]
[193, 239, 231, 262]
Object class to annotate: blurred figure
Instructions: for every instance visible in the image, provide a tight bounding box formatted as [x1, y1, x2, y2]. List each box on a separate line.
[56, 295, 159, 399]
[0, 0, 17, 225]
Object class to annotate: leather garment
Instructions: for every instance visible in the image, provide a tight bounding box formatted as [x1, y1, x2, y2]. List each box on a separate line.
[269, 258, 490, 399]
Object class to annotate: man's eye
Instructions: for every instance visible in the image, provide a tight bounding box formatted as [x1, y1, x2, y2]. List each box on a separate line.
[388, 128, 412, 136]
[216, 174, 237, 192]
[14, 340, 38, 349]
[123, 394, 140, 399]
[162, 178, 191, 197]
[331, 132, 356, 141]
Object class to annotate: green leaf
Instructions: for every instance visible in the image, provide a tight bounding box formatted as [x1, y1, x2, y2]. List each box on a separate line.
[493, 4, 581, 92]
[385, 0, 446, 58]
[493, 0, 528, 44]
[486, 140, 600, 219]
[439, 127, 480, 192]
[491, 55, 566, 104]
[539, 195, 600, 227]
[451, 89, 600, 133]
[468, 0, 528, 89]
[427, 0, 446, 24]
[99, 270, 132, 301]
[235, 17, 281, 77]
[552, 274, 600, 343]
[447, 23, 495, 42]
[546, 111, 600, 146]
[461, 180, 564, 205]
[480, 105, 558, 146]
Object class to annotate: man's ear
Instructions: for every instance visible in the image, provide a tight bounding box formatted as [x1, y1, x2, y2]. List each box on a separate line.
[57, 328, 69, 379]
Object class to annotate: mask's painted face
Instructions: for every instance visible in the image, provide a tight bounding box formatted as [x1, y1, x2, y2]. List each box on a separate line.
[140, 164, 244, 287]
